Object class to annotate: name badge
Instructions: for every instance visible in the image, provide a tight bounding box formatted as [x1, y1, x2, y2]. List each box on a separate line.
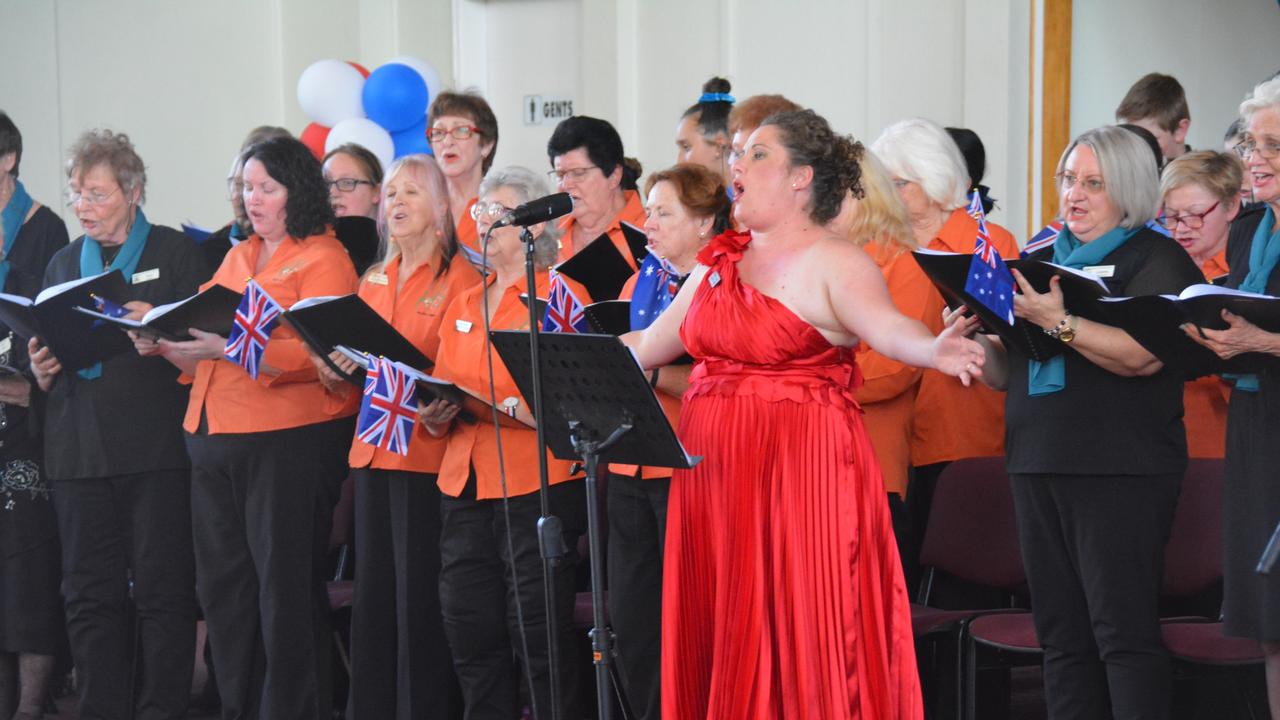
[455, 319, 473, 333]
[1082, 265, 1115, 278]
[502, 396, 520, 417]
[367, 272, 389, 286]
[132, 268, 160, 284]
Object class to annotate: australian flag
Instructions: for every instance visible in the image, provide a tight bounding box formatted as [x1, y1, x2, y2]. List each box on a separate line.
[223, 279, 282, 379]
[542, 273, 590, 333]
[356, 355, 417, 456]
[963, 191, 1016, 325]
[629, 253, 681, 331]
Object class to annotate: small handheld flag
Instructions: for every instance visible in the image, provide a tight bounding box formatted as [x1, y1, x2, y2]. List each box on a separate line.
[356, 356, 417, 456]
[224, 279, 282, 379]
[542, 273, 591, 333]
[963, 191, 1016, 325]
[629, 253, 682, 331]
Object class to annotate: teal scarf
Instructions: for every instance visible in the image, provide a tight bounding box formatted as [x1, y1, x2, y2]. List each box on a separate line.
[1225, 207, 1280, 392]
[77, 208, 151, 379]
[1027, 225, 1138, 396]
[0, 180, 33, 293]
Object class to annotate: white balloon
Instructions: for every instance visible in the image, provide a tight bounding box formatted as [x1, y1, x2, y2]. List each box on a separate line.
[297, 59, 366, 127]
[325, 118, 395, 175]
[387, 55, 445, 99]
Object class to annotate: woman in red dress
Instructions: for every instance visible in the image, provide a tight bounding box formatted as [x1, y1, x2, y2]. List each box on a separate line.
[624, 109, 984, 719]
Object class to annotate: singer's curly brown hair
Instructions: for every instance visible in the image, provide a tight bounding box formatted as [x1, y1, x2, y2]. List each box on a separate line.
[760, 109, 865, 225]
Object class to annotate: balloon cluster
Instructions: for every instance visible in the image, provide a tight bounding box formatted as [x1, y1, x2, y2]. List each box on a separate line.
[296, 57, 444, 172]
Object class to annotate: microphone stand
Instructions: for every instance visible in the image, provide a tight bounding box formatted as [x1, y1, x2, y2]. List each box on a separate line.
[523, 225, 566, 720]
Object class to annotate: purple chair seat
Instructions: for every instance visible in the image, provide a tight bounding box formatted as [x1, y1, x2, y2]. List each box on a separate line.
[1162, 622, 1264, 665]
[967, 612, 1039, 652]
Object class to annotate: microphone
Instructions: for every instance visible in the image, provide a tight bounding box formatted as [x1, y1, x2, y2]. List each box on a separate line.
[491, 192, 574, 229]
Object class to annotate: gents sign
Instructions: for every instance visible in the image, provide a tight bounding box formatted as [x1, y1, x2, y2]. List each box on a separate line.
[523, 95, 575, 126]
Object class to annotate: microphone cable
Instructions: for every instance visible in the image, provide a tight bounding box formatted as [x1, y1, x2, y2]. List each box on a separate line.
[476, 223, 543, 720]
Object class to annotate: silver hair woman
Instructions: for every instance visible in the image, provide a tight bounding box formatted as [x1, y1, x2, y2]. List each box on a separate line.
[29, 127, 206, 719]
[475, 165, 560, 268]
[971, 124, 1204, 720]
[1187, 75, 1280, 720]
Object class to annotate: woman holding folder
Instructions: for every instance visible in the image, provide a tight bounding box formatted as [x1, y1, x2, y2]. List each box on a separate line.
[418, 165, 584, 720]
[136, 136, 358, 719]
[317, 154, 480, 720]
[1159, 151, 1244, 459]
[28, 128, 206, 720]
[1186, 77, 1280, 718]
[969, 126, 1201, 720]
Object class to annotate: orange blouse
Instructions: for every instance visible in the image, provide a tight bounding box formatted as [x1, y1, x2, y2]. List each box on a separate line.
[909, 208, 1018, 466]
[348, 252, 482, 473]
[610, 272, 682, 479]
[1183, 250, 1230, 458]
[855, 241, 931, 497]
[456, 198, 480, 253]
[433, 272, 574, 499]
[184, 230, 358, 434]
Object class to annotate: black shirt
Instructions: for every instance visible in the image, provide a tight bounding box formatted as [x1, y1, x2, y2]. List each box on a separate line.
[39, 225, 209, 480]
[1005, 227, 1204, 475]
[0, 205, 69, 452]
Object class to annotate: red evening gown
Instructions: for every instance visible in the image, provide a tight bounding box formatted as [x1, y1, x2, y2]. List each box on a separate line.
[661, 231, 923, 719]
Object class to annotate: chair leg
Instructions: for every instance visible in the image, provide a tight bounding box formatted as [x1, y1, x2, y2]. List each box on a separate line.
[962, 628, 976, 720]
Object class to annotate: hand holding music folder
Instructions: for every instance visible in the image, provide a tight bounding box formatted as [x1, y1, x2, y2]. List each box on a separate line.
[0, 270, 132, 371]
[73, 284, 242, 341]
[1095, 284, 1280, 376]
[912, 250, 1110, 362]
[334, 346, 532, 429]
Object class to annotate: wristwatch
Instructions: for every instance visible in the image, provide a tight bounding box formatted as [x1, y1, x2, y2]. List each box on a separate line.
[1046, 314, 1078, 344]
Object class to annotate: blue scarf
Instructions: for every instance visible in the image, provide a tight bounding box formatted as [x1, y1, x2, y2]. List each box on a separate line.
[0, 180, 33, 294]
[629, 253, 683, 331]
[77, 208, 151, 379]
[1027, 224, 1138, 396]
[1225, 206, 1280, 392]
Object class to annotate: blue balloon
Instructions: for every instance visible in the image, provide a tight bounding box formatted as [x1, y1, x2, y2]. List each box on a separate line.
[392, 119, 431, 158]
[362, 63, 429, 132]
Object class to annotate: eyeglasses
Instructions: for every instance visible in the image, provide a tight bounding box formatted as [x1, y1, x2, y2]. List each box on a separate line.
[427, 125, 482, 142]
[1057, 173, 1106, 194]
[327, 178, 374, 193]
[66, 186, 121, 207]
[1234, 140, 1280, 160]
[548, 166, 599, 184]
[1159, 200, 1220, 231]
[470, 201, 514, 223]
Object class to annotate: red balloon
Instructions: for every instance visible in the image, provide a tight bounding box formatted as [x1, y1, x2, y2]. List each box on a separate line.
[301, 122, 331, 160]
[347, 61, 370, 78]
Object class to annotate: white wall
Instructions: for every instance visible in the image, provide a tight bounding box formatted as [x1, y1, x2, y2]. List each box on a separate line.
[0, 0, 452, 234]
[1070, 0, 1280, 152]
[460, 0, 1033, 240]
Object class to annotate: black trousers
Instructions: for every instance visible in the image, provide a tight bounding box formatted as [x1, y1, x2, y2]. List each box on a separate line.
[186, 418, 352, 720]
[605, 472, 668, 720]
[346, 468, 461, 720]
[1010, 472, 1181, 720]
[438, 476, 585, 720]
[51, 469, 197, 720]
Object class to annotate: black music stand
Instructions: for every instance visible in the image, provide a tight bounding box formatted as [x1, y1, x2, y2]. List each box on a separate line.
[490, 330, 700, 720]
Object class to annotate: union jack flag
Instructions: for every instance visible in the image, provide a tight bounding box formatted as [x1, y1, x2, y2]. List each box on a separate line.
[356, 355, 417, 455]
[963, 190, 1016, 326]
[542, 273, 590, 333]
[1021, 220, 1064, 257]
[88, 293, 129, 328]
[223, 279, 282, 379]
